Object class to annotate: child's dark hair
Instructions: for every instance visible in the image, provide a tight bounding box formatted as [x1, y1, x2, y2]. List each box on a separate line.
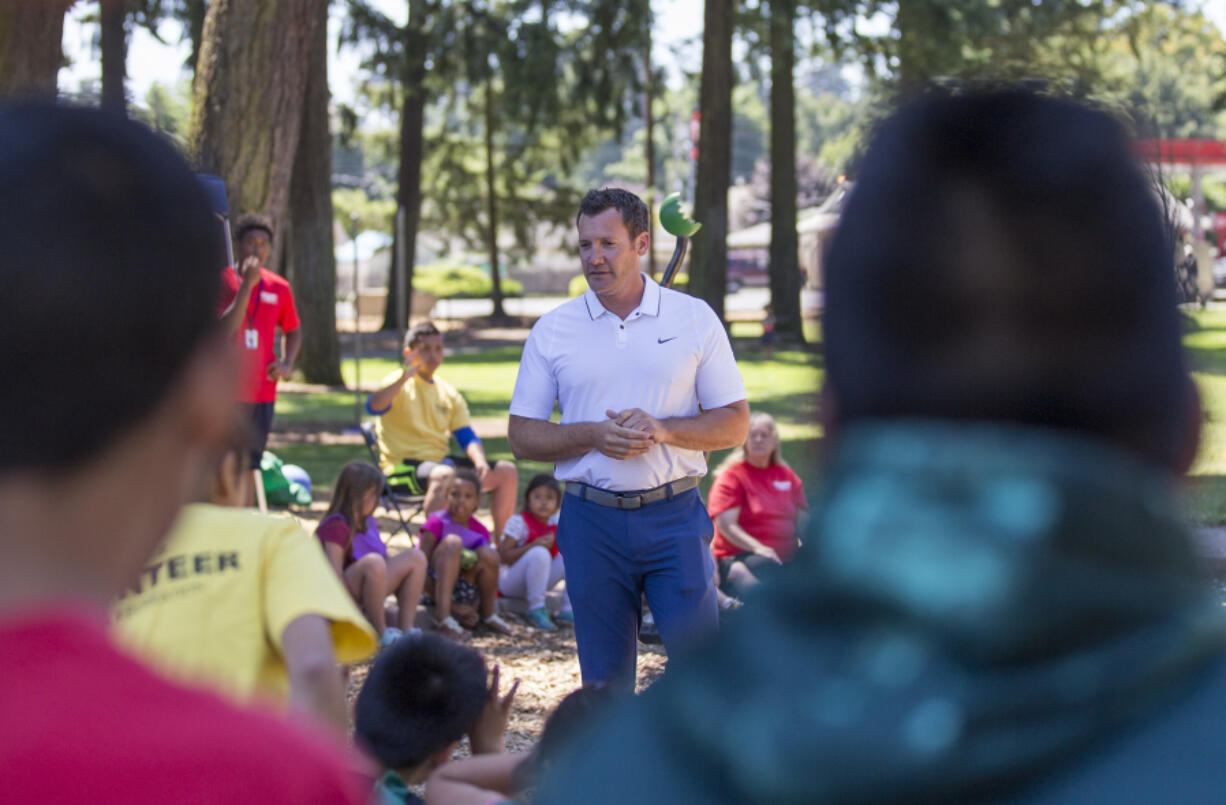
[452, 467, 481, 495]
[513, 684, 618, 790]
[324, 462, 384, 544]
[0, 103, 221, 471]
[523, 473, 561, 510]
[355, 634, 488, 771]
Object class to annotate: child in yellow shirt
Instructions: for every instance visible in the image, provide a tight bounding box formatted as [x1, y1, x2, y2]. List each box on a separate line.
[113, 428, 377, 732]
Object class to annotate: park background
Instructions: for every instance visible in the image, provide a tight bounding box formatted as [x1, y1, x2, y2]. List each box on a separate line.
[7, 0, 1226, 745]
[13, 0, 1223, 502]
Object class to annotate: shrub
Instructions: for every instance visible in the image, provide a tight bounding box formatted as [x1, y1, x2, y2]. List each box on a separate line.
[567, 273, 688, 296]
[414, 263, 523, 299]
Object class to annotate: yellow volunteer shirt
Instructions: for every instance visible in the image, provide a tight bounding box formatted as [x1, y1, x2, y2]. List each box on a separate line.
[373, 370, 472, 472]
[112, 504, 376, 707]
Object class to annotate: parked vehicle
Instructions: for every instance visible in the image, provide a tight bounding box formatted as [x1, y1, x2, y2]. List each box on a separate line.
[726, 251, 768, 292]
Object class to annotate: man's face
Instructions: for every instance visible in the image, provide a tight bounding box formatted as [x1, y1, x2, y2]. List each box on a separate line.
[406, 333, 445, 377]
[237, 228, 271, 265]
[578, 207, 649, 301]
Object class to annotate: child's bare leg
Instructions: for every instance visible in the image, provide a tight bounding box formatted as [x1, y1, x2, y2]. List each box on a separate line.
[475, 545, 501, 620]
[430, 534, 464, 622]
[386, 548, 427, 631]
[344, 555, 388, 633]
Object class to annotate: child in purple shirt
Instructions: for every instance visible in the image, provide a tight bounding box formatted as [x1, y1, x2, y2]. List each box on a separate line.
[418, 469, 511, 638]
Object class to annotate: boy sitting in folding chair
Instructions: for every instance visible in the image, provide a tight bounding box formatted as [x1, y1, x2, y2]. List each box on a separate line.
[367, 321, 517, 537]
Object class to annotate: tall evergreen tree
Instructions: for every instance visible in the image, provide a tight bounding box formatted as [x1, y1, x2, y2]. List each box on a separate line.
[0, 0, 73, 99]
[188, 0, 324, 273]
[100, 0, 127, 114]
[768, 0, 804, 343]
[287, 0, 342, 384]
[690, 0, 734, 323]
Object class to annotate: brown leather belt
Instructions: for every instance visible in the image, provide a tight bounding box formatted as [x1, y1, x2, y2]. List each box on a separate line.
[565, 476, 700, 510]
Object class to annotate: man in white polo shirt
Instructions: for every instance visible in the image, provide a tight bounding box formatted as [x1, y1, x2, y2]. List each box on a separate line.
[508, 187, 748, 686]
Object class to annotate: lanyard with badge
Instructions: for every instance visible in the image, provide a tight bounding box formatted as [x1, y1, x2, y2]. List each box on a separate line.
[244, 278, 265, 350]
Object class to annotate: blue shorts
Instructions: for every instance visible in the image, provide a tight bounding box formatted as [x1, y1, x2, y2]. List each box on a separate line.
[557, 486, 718, 687]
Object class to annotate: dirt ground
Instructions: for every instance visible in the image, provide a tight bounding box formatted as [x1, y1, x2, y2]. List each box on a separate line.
[287, 507, 667, 754]
[342, 626, 668, 755]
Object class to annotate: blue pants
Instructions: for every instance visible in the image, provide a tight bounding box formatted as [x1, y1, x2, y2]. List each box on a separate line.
[557, 487, 718, 687]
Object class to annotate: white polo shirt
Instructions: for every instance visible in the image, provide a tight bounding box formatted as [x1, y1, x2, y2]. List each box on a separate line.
[510, 274, 745, 491]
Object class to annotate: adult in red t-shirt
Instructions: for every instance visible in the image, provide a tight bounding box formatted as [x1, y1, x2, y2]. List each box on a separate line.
[216, 213, 301, 466]
[708, 412, 808, 597]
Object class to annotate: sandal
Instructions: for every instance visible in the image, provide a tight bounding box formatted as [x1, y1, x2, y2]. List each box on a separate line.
[433, 615, 466, 639]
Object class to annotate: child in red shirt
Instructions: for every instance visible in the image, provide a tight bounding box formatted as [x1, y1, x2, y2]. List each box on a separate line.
[497, 474, 572, 631]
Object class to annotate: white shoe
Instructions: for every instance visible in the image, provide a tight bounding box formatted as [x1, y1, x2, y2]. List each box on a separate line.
[482, 613, 513, 636]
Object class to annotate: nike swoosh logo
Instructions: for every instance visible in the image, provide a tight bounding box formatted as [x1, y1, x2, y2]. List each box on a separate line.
[657, 336, 678, 344]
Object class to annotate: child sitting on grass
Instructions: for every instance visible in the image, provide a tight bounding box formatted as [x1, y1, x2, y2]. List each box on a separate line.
[355, 633, 519, 805]
[497, 474, 572, 630]
[418, 469, 512, 638]
[316, 461, 428, 648]
[114, 425, 377, 732]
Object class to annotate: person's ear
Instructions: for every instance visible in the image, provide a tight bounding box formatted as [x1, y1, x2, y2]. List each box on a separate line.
[635, 231, 650, 257]
[214, 450, 250, 506]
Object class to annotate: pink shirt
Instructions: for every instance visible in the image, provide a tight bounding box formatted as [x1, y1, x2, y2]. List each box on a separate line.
[421, 511, 490, 550]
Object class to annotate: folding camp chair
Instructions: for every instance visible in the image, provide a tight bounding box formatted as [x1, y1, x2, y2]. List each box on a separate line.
[359, 422, 426, 541]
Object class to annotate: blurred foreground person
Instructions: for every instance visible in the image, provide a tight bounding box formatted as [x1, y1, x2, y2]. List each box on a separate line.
[0, 104, 366, 804]
[538, 88, 1226, 803]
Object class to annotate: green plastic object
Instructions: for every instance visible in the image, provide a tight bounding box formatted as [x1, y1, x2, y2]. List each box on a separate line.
[659, 193, 702, 237]
[259, 451, 313, 507]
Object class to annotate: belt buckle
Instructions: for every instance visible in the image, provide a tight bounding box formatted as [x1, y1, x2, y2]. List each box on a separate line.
[618, 493, 642, 510]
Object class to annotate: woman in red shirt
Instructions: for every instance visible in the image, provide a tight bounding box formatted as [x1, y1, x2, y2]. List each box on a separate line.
[708, 412, 808, 597]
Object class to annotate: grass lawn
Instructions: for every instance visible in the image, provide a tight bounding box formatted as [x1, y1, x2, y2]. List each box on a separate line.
[272, 310, 1226, 529]
[271, 336, 822, 503]
[1183, 309, 1226, 524]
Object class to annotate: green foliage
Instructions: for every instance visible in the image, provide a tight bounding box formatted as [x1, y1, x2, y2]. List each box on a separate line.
[332, 188, 396, 237]
[131, 80, 192, 147]
[415, 263, 523, 299]
[567, 273, 688, 297]
[811, 0, 1142, 91]
[1102, 4, 1226, 140]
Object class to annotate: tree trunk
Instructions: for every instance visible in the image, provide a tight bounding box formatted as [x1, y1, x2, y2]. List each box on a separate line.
[689, 0, 733, 323]
[188, 0, 324, 274]
[643, 19, 656, 280]
[768, 0, 803, 344]
[382, 0, 428, 331]
[100, 0, 127, 115]
[484, 78, 507, 320]
[286, 1, 341, 385]
[895, 0, 943, 97]
[0, 0, 71, 100]
[184, 0, 207, 79]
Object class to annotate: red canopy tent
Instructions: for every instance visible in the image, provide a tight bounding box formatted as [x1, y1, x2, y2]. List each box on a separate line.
[1135, 138, 1226, 252]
